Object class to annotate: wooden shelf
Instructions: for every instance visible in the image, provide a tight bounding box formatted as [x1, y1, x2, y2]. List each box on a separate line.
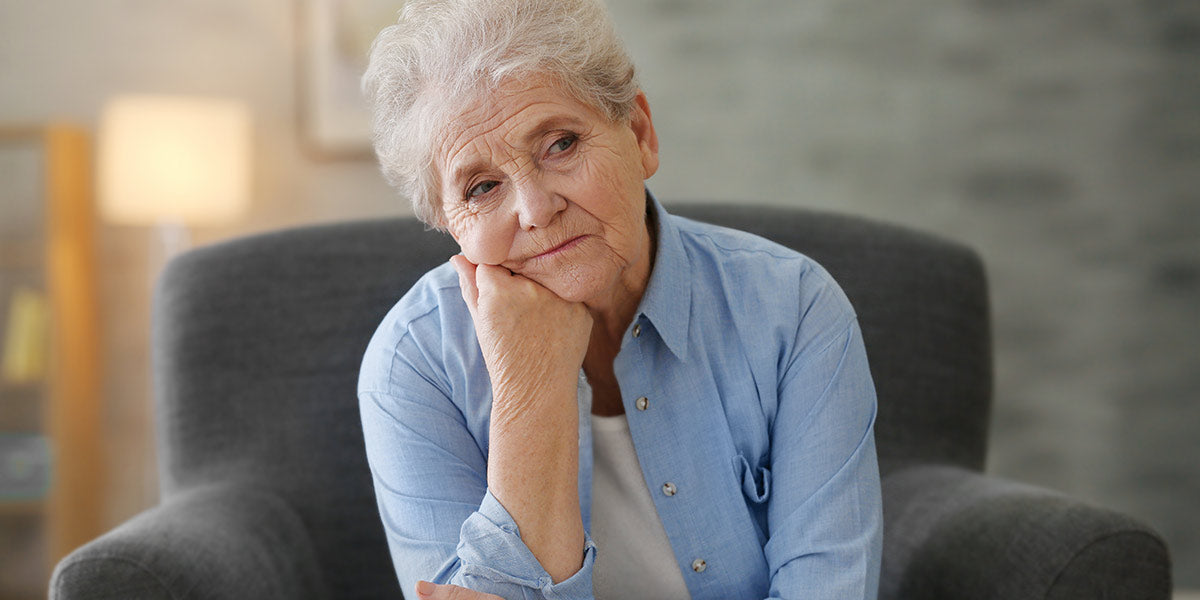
[0, 243, 40, 270]
[0, 501, 43, 517]
[0, 125, 103, 585]
[0, 394, 43, 432]
[0, 380, 43, 394]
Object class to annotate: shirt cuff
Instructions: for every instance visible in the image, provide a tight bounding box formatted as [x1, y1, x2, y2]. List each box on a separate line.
[451, 490, 596, 600]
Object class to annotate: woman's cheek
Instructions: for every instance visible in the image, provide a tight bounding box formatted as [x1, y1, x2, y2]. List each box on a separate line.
[454, 221, 512, 266]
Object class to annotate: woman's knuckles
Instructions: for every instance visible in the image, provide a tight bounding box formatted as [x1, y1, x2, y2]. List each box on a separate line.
[466, 266, 592, 379]
[416, 581, 502, 600]
[477, 282, 572, 319]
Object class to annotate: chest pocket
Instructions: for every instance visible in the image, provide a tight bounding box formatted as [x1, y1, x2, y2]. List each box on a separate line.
[734, 454, 771, 504]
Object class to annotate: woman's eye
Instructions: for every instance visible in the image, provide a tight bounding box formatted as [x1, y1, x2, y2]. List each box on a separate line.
[468, 180, 498, 199]
[548, 135, 576, 155]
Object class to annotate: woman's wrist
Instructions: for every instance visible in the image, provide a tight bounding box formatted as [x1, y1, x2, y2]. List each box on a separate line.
[490, 376, 579, 418]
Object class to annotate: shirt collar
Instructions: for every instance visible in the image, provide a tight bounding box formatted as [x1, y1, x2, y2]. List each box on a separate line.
[636, 190, 691, 360]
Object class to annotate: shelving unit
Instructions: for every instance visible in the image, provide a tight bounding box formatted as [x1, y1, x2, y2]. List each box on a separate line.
[0, 125, 103, 599]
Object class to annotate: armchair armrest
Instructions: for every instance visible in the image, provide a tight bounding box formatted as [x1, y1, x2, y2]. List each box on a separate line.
[51, 484, 328, 600]
[880, 465, 1170, 600]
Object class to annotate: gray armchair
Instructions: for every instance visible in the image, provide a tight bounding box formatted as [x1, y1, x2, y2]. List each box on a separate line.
[51, 204, 1171, 599]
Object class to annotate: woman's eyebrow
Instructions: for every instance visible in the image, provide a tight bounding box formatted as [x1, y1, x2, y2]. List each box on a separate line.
[449, 115, 588, 186]
[520, 115, 586, 146]
[449, 158, 487, 188]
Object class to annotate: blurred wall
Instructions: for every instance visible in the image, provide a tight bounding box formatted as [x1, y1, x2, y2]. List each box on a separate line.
[604, 1, 1198, 586]
[1, 0, 1196, 587]
[0, 0, 405, 535]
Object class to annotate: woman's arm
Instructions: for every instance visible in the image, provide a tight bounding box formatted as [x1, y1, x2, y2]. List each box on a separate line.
[415, 580, 503, 600]
[764, 317, 883, 599]
[450, 256, 593, 582]
[359, 259, 597, 599]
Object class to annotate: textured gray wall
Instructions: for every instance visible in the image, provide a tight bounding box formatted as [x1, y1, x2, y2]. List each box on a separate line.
[605, 0, 1200, 585]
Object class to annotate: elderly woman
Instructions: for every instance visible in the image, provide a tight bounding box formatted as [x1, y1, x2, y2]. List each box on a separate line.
[357, 1, 881, 598]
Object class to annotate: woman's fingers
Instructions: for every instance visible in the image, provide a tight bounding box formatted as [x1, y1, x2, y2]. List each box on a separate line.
[473, 263, 516, 292]
[449, 255, 480, 311]
[451, 258, 592, 404]
[414, 580, 504, 600]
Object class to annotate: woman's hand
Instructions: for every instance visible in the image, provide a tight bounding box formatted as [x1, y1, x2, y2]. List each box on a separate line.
[449, 255, 590, 583]
[450, 255, 592, 407]
[415, 580, 503, 600]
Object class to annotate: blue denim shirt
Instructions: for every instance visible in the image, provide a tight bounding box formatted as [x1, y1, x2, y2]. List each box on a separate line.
[358, 195, 882, 599]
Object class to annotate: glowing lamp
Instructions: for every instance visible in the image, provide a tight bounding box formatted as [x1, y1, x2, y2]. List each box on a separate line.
[99, 95, 250, 227]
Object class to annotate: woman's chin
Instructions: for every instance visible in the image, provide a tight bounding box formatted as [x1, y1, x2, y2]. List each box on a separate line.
[539, 279, 601, 304]
[526, 269, 610, 305]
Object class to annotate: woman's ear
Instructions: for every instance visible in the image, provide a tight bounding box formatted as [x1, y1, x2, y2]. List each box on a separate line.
[630, 90, 659, 179]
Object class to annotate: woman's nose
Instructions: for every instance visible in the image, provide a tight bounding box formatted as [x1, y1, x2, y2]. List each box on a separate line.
[513, 181, 566, 230]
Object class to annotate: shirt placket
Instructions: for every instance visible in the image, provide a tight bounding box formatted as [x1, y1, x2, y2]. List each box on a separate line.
[615, 315, 738, 598]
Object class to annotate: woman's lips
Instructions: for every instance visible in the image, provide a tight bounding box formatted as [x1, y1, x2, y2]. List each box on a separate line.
[532, 235, 587, 260]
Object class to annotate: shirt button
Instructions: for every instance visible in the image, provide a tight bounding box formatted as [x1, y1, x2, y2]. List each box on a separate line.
[636, 396, 649, 411]
[632, 323, 642, 338]
[662, 482, 677, 496]
[692, 558, 707, 573]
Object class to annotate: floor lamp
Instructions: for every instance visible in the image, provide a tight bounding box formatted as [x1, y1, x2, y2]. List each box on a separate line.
[95, 94, 251, 508]
[98, 94, 251, 254]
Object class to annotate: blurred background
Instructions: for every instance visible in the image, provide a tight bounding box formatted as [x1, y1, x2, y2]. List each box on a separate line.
[0, 0, 1196, 597]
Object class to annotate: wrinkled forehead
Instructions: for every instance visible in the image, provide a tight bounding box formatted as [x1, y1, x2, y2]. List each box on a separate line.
[430, 76, 604, 171]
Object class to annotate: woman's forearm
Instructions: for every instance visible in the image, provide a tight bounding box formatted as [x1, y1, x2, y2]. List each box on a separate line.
[451, 257, 592, 584]
[488, 376, 585, 583]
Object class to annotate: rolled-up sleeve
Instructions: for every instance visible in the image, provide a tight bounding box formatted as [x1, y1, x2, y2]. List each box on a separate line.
[360, 378, 595, 600]
[764, 317, 883, 599]
[446, 490, 597, 599]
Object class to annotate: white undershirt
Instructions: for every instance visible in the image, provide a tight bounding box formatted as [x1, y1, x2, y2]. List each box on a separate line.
[591, 413, 692, 600]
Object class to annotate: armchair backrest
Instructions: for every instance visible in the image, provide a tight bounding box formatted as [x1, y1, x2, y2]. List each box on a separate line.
[669, 205, 993, 474]
[152, 204, 991, 599]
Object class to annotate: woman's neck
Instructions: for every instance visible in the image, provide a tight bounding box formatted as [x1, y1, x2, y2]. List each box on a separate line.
[582, 211, 656, 417]
[583, 208, 657, 347]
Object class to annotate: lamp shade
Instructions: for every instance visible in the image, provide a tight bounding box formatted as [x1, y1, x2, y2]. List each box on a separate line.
[98, 95, 251, 226]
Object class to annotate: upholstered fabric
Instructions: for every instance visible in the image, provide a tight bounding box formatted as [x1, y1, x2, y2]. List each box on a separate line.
[881, 465, 1172, 600]
[670, 205, 993, 476]
[50, 204, 1170, 599]
[50, 485, 327, 599]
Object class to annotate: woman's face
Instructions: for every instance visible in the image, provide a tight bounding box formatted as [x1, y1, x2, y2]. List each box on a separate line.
[434, 77, 659, 305]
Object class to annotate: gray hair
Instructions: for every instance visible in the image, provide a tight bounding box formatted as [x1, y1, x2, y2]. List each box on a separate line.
[362, 0, 641, 228]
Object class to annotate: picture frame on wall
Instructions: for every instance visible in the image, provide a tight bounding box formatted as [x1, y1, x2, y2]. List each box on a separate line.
[297, 0, 400, 159]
